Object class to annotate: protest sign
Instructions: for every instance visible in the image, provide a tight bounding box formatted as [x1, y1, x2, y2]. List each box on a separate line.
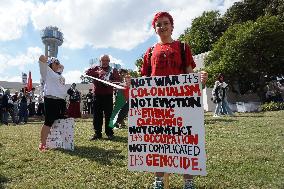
[46, 118, 75, 151]
[128, 73, 206, 175]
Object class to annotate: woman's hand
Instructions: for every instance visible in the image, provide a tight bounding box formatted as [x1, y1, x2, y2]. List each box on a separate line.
[39, 55, 48, 63]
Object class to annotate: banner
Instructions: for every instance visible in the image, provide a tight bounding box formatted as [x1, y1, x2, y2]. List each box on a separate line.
[46, 118, 75, 151]
[109, 88, 129, 128]
[128, 73, 207, 175]
[26, 71, 33, 92]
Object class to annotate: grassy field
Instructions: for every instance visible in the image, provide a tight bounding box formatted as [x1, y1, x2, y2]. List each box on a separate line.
[0, 111, 284, 189]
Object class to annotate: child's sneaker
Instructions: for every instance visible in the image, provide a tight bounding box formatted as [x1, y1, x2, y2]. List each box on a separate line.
[184, 179, 195, 189]
[153, 177, 164, 189]
[38, 143, 47, 152]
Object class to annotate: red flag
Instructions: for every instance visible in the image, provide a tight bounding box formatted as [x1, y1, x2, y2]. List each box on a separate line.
[26, 71, 33, 92]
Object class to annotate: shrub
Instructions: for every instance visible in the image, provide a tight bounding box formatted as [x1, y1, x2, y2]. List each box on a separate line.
[260, 102, 284, 111]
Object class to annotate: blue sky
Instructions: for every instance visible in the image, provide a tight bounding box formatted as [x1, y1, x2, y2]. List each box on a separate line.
[0, 0, 239, 84]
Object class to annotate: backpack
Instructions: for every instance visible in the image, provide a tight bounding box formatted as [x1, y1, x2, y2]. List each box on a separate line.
[147, 41, 186, 77]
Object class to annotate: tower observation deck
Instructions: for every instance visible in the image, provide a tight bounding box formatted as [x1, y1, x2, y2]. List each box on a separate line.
[41, 26, 63, 57]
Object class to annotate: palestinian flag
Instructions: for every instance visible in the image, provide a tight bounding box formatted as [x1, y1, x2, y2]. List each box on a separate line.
[109, 87, 129, 128]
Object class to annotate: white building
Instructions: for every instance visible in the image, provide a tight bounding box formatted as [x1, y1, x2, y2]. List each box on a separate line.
[193, 52, 216, 111]
[193, 52, 261, 112]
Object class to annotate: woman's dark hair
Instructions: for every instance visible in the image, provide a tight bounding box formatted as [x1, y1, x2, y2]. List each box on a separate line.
[217, 73, 224, 81]
[48, 57, 60, 69]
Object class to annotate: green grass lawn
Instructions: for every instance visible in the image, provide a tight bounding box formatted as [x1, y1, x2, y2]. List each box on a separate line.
[0, 111, 284, 189]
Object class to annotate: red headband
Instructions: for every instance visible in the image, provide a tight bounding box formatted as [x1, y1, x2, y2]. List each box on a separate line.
[152, 12, 174, 29]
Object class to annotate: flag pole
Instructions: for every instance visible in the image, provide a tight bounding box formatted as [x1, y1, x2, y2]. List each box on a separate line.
[83, 75, 125, 89]
[164, 173, 169, 189]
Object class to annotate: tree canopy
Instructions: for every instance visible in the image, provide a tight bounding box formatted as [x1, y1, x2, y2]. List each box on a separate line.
[224, 0, 284, 25]
[223, 0, 270, 26]
[129, 55, 143, 78]
[179, 0, 283, 55]
[265, 0, 284, 20]
[179, 11, 227, 55]
[204, 16, 284, 96]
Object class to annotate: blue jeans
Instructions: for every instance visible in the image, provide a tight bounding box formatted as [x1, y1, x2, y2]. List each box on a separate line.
[18, 102, 28, 123]
[2, 110, 9, 125]
[214, 98, 233, 115]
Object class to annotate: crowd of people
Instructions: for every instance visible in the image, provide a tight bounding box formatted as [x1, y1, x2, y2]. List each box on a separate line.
[0, 87, 43, 126]
[0, 80, 103, 126]
[211, 74, 284, 117]
[265, 79, 284, 103]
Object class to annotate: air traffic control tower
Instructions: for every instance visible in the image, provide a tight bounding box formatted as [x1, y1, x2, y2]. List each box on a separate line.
[41, 26, 63, 57]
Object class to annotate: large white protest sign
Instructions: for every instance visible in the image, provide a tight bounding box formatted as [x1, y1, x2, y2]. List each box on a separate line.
[128, 73, 206, 175]
[46, 118, 75, 151]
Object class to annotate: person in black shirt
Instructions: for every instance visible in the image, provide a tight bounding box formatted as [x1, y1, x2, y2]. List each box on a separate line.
[18, 89, 29, 124]
[86, 89, 93, 114]
[67, 83, 81, 118]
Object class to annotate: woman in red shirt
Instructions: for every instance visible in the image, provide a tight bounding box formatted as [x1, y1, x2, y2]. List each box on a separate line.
[141, 12, 208, 189]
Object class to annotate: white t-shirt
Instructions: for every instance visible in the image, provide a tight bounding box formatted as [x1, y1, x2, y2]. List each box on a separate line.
[39, 61, 67, 99]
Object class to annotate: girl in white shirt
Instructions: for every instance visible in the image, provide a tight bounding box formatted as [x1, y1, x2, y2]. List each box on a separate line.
[38, 55, 67, 151]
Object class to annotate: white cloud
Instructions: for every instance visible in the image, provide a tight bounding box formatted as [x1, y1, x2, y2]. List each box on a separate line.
[0, 46, 42, 73]
[109, 55, 124, 66]
[0, 75, 22, 82]
[62, 55, 70, 61]
[29, 0, 240, 50]
[0, 0, 242, 84]
[161, 0, 240, 39]
[0, 0, 34, 41]
[30, 0, 155, 50]
[62, 70, 83, 84]
[0, 0, 240, 49]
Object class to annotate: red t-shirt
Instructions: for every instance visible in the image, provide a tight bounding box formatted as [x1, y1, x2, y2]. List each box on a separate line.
[141, 40, 196, 76]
